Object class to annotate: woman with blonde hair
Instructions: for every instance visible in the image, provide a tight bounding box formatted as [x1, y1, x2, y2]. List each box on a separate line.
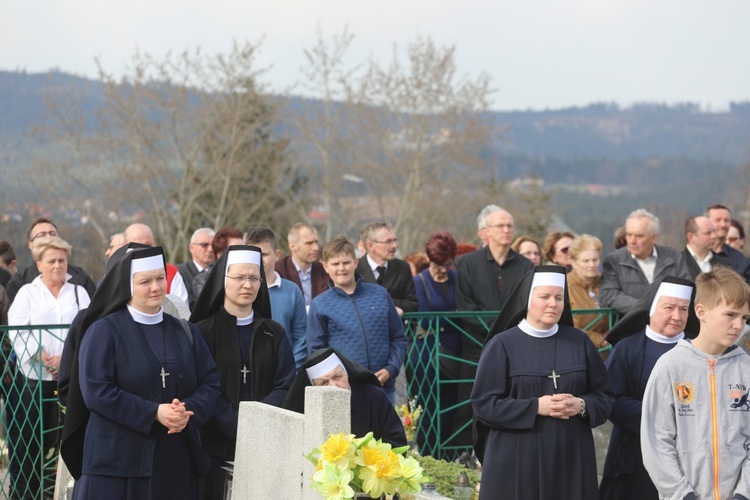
[567, 234, 609, 350]
[8, 236, 91, 498]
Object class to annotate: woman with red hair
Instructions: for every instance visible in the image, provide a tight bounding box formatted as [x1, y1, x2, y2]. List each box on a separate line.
[411, 232, 461, 457]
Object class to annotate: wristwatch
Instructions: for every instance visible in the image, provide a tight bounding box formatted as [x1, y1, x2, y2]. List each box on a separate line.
[578, 397, 587, 418]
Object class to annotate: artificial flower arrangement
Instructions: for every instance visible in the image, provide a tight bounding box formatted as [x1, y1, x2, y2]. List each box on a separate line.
[395, 396, 422, 442]
[307, 431, 431, 500]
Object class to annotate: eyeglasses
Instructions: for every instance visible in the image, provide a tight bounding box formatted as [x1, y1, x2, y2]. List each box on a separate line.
[226, 275, 263, 286]
[431, 261, 453, 271]
[191, 242, 212, 249]
[556, 246, 570, 255]
[522, 251, 541, 257]
[486, 223, 514, 230]
[30, 230, 58, 241]
[372, 238, 398, 245]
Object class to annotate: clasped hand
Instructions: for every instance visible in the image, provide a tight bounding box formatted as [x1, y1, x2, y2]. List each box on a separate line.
[156, 399, 193, 434]
[537, 393, 582, 420]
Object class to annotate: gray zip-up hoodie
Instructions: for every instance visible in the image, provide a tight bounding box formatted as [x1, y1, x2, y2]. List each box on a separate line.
[641, 339, 750, 500]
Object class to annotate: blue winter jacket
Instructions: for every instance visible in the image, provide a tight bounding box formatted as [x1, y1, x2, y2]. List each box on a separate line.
[307, 275, 407, 392]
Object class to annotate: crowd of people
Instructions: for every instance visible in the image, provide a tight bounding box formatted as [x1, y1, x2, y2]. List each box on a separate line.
[0, 201, 749, 499]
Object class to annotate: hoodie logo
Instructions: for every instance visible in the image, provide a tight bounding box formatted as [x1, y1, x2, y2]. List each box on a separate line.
[729, 385, 750, 411]
[674, 382, 694, 404]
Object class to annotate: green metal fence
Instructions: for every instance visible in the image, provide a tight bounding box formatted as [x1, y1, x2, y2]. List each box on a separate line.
[1, 325, 68, 500]
[0, 309, 620, 495]
[401, 308, 620, 460]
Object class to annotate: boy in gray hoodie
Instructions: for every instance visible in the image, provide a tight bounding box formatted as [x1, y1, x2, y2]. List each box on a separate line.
[642, 267, 750, 500]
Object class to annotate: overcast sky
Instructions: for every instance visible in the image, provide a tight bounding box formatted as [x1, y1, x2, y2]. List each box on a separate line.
[3, 0, 749, 111]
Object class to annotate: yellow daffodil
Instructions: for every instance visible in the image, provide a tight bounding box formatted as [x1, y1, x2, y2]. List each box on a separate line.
[397, 455, 429, 493]
[309, 431, 428, 498]
[319, 433, 356, 469]
[312, 464, 355, 500]
[356, 448, 401, 498]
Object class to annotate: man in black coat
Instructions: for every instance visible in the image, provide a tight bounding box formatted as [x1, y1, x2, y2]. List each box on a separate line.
[682, 215, 730, 280]
[706, 203, 750, 283]
[5, 217, 96, 302]
[355, 221, 418, 316]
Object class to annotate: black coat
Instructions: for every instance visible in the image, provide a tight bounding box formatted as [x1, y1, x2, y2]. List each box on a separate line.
[356, 257, 418, 313]
[600, 330, 673, 500]
[682, 247, 731, 281]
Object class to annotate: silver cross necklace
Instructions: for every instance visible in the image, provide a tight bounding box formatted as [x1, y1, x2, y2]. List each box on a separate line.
[140, 323, 170, 389]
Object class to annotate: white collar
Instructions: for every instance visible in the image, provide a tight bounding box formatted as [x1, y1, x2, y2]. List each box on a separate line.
[237, 310, 254, 326]
[267, 271, 282, 289]
[292, 257, 310, 274]
[645, 325, 684, 344]
[193, 260, 205, 272]
[686, 245, 712, 263]
[31, 273, 73, 288]
[367, 254, 387, 271]
[631, 246, 658, 262]
[518, 319, 559, 338]
[127, 304, 164, 325]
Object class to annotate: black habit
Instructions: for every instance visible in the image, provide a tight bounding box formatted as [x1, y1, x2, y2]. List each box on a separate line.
[600, 276, 697, 500]
[190, 245, 295, 500]
[283, 348, 407, 448]
[472, 266, 613, 499]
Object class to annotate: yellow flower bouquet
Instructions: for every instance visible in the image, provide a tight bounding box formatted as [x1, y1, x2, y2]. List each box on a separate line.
[307, 432, 431, 500]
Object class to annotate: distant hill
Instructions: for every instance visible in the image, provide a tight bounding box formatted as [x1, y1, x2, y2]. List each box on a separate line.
[2, 70, 749, 165]
[1, 69, 748, 247]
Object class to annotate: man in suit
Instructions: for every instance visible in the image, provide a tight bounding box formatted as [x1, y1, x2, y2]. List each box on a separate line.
[275, 222, 329, 309]
[177, 227, 215, 306]
[705, 204, 750, 283]
[683, 215, 730, 280]
[600, 208, 691, 315]
[356, 221, 418, 316]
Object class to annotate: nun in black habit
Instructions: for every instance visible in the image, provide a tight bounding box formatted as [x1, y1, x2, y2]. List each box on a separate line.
[599, 276, 697, 500]
[58, 241, 150, 407]
[189, 245, 296, 500]
[283, 348, 407, 447]
[60, 246, 220, 500]
[471, 265, 613, 500]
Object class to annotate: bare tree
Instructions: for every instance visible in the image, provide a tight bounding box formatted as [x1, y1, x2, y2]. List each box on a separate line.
[288, 26, 361, 241]
[36, 42, 304, 262]
[348, 38, 494, 251]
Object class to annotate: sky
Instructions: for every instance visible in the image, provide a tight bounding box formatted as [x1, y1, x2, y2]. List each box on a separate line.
[3, 0, 749, 111]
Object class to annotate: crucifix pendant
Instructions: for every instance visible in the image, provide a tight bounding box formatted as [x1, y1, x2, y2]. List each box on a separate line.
[241, 364, 250, 384]
[548, 370, 560, 390]
[160, 366, 170, 389]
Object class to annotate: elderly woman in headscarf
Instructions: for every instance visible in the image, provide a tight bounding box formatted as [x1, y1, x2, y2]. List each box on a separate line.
[599, 276, 698, 500]
[8, 235, 91, 498]
[471, 265, 613, 500]
[189, 245, 296, 500]
[60, 246, 220, 500]
[283, 348, 406, 447]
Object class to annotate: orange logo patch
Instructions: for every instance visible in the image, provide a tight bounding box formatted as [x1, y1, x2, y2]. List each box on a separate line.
[674, 382, 695, 404]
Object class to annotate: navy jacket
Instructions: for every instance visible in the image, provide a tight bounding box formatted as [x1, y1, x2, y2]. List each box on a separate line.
[78, 309, 219, 477]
